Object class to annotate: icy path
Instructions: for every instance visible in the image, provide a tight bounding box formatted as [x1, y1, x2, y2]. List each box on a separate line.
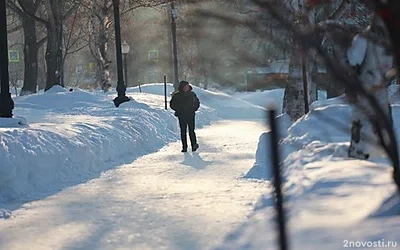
[0, 120, 269, 250]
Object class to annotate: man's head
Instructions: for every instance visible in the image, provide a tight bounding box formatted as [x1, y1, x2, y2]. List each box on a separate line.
[179, 81, 191, 92]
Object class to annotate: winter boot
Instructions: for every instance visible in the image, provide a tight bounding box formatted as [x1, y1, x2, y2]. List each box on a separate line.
[192, 143, 199, 152]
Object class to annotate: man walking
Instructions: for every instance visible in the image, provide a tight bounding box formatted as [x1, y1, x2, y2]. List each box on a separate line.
[170, 81, 200, 152]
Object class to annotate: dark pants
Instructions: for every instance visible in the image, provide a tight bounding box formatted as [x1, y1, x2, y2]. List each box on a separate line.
[178, 115, 197, 149]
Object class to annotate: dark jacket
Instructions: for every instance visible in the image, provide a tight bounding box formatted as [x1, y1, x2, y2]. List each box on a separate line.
[170, 84, 200, 117]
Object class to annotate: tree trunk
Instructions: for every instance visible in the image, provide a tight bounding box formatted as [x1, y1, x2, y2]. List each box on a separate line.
[44, 24, 63, 90]
[44, 0, 64, 91]
[283, 1, 316, 120]
[7, 0, 41, 96]
[20, 16, 39, 96]
[38, 48, 46, 90]
[283, 48, 303, 120]
[283, 47, 315, 120]
[309, 53, 317, 103]
[90, 1, 112, 92]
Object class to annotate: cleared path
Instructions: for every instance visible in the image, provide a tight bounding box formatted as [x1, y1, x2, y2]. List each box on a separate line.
[0, 120, 269, 250]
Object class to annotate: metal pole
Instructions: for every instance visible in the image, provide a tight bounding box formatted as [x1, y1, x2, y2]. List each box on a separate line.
[124, 54, 128, 88]
[112, 0, 129, 107]
[164, 74, 167, 110]
[0, 0, 14, 118]
[245, 72, 248, 92]
[170, 2, 179, 91]
[302, 52, 309, 114]
[268, 109, 288, 250]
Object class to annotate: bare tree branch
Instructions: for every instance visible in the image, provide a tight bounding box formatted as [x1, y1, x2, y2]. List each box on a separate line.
[16, 0, 48, 25]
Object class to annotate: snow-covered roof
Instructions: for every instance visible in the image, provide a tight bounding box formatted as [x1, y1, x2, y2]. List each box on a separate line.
[247, 59, 326, 75]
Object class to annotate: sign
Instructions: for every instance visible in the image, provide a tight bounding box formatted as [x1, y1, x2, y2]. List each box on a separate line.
[8, 50, 20, 63]
[88, 62, 96, 75]
[75, 64, 83, 74]
[148, 50, 159, 62]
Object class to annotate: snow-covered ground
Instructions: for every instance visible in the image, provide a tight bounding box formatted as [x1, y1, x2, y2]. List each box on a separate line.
[0, 119, 269, 250]
[0, 84, 267, 203]
[0, 83, 268, 249]
[233, 88, 327, 114]
[1, 85, 202, 203]
[1, 84, 400, 250]
[221, 95, 400, 249]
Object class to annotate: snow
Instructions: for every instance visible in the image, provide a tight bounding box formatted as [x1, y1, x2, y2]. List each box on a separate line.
[234, 89, 285, 112]
[127, 83, 266, 120]
[347, 34, 368, 66]
[246, 60, 327, 74]
[0, 84, 268, 249]
[0, 120, 269, 250]
[0, 117, 28, 127]
[0, 84, 217, 202]
[0, 209, 12, 219]
[221, 94, 400, 249]
[1, 84, 400, 250]
[233, 88, 327, 115]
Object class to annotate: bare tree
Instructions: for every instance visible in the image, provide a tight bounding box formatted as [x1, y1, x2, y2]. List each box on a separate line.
[61, 5, 89, 86]
[7, 0, 47, 95]
[194, 0, 400, 191]
[15, 0, 79, 91]
[85, 0, 114, 91]
[84, 0, 173, 91]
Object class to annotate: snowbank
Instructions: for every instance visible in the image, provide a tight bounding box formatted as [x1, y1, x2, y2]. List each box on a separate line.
[245, 113, 293, 179]
[0, 209, 11, 219]
[220, 95, 400, 250]
[131, 83, 266, 120]
[234, 89, 285, 112]
[246, 95, 350, 179]
[0, 85, 215, 202]
[219, 160, 397, 250]
[233, 89, 327, 115]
